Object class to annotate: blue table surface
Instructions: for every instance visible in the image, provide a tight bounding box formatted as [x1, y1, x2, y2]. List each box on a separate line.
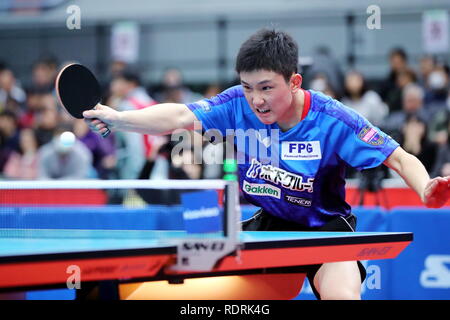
[0, 229, 405, 258]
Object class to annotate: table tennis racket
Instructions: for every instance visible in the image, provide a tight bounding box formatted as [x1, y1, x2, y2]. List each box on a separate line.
[56, 63, 111, 138]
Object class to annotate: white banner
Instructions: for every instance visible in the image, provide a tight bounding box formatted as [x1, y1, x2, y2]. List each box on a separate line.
[111, 21, 140, 63]
[423, 10, 449, 54]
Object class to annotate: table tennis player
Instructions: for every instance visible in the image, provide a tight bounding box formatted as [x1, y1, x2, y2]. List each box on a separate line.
[83, 29, 450, 300]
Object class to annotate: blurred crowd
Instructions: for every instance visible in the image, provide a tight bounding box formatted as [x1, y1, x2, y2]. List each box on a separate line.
[0, 47, 449, 184]
[0, 57, 223, 182]
[306, 47, 450, 180]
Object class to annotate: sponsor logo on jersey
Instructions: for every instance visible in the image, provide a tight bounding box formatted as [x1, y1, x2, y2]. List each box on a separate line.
[284, 195, 312, 207]
[358, 125, 385, 146]
[281, 141, 322, 160]
[245, 158, 314, 193]
[195, 100, 211, 112]
[243, 180, 281, 199]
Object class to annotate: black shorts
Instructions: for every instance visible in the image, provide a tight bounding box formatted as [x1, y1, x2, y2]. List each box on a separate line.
[241, 209, 367, 300]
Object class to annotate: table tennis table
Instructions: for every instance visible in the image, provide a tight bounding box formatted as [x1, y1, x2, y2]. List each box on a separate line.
[0, 228, 413, 300]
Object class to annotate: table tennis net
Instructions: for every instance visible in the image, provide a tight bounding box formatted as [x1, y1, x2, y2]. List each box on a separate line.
[0, 179, 235, 236]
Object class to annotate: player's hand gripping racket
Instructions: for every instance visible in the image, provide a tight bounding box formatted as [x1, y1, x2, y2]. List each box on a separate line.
[56, 63, 111, 138]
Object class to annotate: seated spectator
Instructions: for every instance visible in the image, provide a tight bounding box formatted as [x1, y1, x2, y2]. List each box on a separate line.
[309, 73, 338, 99]
[154, 67, 203, 104]
[73, 119, 116, 179]
[400, 114, 438, 172]
[383, 84, 429, 141]
[101, 60, 128, 95]
[19, 87, 44, 128]
[110, 68, 156, 111]
[0, 64, 26, 116]
[380, 48, 415, 112]
[304, 46, 344, 97]
[33, 93, 59, 147]
[425, 64, 449, 114]
[431, 116, 450, 178]
[31, 56, 58, 93]
[0, 110, 20, 174]
[137, 141, 203, 205]
[203, 83, 222, 99]
[429, 109, 449, 146]
[38, 130, 93, 180]
[3, 128, 39, 180]
[110, 60, 127, 76]
[107, 68, 155, 179]
[341, 70, 388, 126]
[418, 55, 436, 89]
[385, 68, 417, 113]
[418, 55, 437, 104]
[381, 48, 410, 93]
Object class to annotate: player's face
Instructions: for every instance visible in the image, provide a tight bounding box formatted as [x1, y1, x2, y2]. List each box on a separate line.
[240, 70, 298, 126]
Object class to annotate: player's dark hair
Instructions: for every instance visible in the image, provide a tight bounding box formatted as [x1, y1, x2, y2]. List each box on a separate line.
[235, 29, 298, 82]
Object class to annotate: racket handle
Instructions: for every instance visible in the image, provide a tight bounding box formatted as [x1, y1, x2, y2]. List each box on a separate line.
[92, 105, 110, 138]
[101, 127, 111, 138]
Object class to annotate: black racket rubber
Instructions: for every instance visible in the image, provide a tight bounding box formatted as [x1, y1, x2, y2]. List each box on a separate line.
[56, 63, 110, 138]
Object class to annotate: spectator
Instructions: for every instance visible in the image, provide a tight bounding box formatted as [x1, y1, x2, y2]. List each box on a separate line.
[109, 60, 128, 79]
[171, 147, 203, 180]
[155, 67, 203, 104]
[383, 84, 429, 140]
[380, 48, 414, 112]
[38, 131, 93, 180]
[0, 64, 26, 115]
[31, 56, 58, 93]
[0, 110, 20, 174]
[418, 55, 436, 91]
[19, 87, 44, 128]
[3, 128, 39, 180]
[425, 64, 449, 114]
[73, 119, 116, 179]
[110, 68, 156, 111]
[305, 46, 344, 97]
[385, 68, 417, 113]
[203, 83, 222, 99]
[431, 115, 450, 177]
[341, 70, 388, 126]
[100, 60, 129, 97]
[309, 73, 338, 99]
[387, 48, 410, 83]
[33, 93, 59, 147]
[137, 141, 203, 205]
[107, 68, 155, 179]
[400, 114, 438, 173]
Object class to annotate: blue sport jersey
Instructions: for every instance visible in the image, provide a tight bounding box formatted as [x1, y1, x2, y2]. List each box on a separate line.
[186, 86, 399, 228]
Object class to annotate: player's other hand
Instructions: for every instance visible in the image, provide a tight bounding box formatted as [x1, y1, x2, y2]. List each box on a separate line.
[83, 104, 120, 136]
[423, 176, 450, 208]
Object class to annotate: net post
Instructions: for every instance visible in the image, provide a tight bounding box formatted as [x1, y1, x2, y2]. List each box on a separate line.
[224, 180, 241, 242]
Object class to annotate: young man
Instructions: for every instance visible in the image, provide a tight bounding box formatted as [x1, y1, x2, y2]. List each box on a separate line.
[83, 29, 450, 300]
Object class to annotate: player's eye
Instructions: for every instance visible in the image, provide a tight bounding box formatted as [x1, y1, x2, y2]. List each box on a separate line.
[262, 86, 272, 91]
[243, 86, 251, 91]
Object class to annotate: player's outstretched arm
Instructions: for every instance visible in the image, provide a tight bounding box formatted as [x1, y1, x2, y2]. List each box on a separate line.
[383, 147, 450, 208]
[82, 103, 198, 136]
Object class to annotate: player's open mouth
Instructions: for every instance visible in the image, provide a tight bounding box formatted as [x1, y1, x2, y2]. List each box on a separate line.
[256, 108, 270, 114]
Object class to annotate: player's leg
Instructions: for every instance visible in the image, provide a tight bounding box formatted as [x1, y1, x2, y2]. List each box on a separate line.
[313, 261, 362, 300]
